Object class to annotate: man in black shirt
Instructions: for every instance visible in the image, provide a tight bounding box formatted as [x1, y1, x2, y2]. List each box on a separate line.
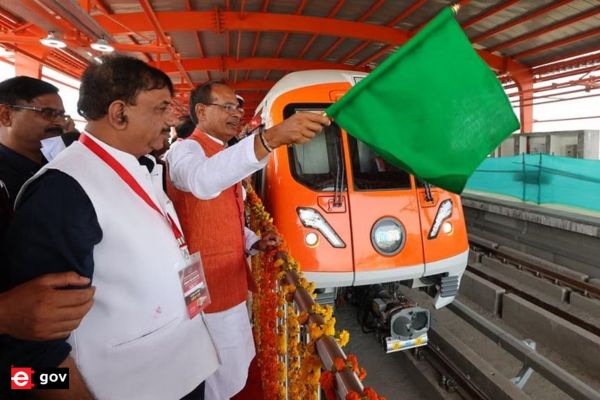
[0, 76, 94, 342]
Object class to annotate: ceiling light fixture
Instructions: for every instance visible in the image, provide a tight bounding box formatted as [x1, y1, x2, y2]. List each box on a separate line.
[90, 38, 114, 53]
[40, 31, 67, 49]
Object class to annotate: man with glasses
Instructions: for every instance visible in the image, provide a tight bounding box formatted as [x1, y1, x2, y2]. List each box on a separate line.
[166, 81, 330, 400]
[4, 57, 219, 400]
[0, 76, 94, 347]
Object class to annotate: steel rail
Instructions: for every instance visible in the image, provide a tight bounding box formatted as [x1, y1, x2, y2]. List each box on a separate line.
[470, 239, 600, 300]
[449, 300, 600, 400]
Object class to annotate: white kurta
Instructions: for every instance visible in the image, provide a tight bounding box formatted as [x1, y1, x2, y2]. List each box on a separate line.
[23, 134, 220, 399]
[166, 133, 268, 400]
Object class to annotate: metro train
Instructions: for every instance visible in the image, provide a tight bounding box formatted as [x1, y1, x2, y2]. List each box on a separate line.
[251, 70, 469, 310]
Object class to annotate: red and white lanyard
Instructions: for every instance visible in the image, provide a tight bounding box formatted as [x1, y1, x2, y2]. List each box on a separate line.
[79, 134, 186, 249]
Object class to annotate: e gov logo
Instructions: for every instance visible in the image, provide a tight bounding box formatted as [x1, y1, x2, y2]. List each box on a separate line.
[10, 367, 69, 390]
[10, 368, 34, 390]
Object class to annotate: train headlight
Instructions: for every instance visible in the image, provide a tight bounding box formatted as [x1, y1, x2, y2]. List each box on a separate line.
[371, 217, 405, 256]
[442, 221, 453, 234]
[428, 199, 453, 239]
[297, 208, 345, 248]
[304, 232, 319, 247]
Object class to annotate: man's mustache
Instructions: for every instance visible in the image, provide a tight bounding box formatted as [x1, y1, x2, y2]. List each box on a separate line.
[45, 126, 64, 136]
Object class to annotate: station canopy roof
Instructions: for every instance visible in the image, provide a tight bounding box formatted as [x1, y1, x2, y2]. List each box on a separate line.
[0, 0, 599, 114]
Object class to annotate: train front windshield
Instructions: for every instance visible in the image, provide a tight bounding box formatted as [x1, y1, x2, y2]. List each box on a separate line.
[286, 105, 412, 192]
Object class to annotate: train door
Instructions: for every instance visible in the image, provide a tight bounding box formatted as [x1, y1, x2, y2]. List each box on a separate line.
[343, 132, 427, 286]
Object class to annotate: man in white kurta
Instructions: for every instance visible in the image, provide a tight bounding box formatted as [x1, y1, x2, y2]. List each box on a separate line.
[166, 81, 330, 400]
[5, 56, 219, 400]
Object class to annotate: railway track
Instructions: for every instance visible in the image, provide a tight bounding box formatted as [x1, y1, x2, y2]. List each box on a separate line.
[468, 234, 600, 336]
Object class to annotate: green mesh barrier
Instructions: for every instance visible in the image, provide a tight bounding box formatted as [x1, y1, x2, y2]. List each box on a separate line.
[465, 154, 600, 213]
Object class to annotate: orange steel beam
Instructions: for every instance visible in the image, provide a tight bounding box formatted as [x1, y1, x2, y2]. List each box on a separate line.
[244, 0, 270, 80]
[488, 6, 600, 53]
[92, 0, 153, 62]
[387, 0, 427, 27]
[263, 0, 308, 79]
[138, 0, 193, 87]
[471, 0, 574, 43]
[461, 0, 519, 29]
[504, 64, 600, 90]
[92, 7, 154, 43]
[506, 76, 600, 97]
[411, 0, 472, 33]
[336, 4, 521, 71]
[174, 80, 275, 91]
[512, 27, 600, 60]
[297, 0, 344, 59]
[318, 0, 386, 61]
[338, 0, 426, 66]
[19, 0, 75, 34]
[512, 91, 600, 107]
[319, 0, 384, 60]
[533, 52, 600, 76]
[93, 11, 409, 44]
[535, 65, 600, 82]
[532, 44, 600, 68]
[153, 57, 367, 73]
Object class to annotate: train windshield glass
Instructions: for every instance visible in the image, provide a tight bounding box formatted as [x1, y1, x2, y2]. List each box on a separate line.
[285, 106, 346, 192]
[347, 136, 412, 190]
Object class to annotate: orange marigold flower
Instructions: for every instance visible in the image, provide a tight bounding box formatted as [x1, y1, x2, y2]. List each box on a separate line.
[320, 371, 336, 400]
[333, 357, 346, 372]
[298, 311, 309, 324]
[363, 387, 385, 400]
[345, 391, 362, 400]
[358, 367, 367, 381]
[347, 354, 359, 372]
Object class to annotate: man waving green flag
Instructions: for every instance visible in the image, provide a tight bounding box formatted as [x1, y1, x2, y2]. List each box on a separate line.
[326, 7, 519, 194]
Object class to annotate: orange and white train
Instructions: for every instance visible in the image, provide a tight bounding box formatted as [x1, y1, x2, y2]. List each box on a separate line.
[251, 70, 469, 309]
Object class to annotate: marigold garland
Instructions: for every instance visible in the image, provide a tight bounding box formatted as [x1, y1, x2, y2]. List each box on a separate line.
[247, 186, 383, 399]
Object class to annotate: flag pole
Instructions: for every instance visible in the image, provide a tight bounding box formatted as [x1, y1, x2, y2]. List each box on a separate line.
[450, 3, 461, 14]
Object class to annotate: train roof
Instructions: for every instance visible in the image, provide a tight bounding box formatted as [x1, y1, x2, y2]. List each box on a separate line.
[256, 69, 368, 118]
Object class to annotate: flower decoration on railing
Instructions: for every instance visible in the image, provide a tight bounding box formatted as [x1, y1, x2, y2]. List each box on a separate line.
[320, 354, 384, 400]
[247, 185, 381, 399]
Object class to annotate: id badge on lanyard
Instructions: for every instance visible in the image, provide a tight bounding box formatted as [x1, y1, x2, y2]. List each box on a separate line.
[177, 249, 211, 320]
[79, 134, 212, 319]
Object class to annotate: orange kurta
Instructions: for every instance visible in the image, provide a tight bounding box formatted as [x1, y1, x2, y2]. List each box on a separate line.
[167, 129, 250, 313]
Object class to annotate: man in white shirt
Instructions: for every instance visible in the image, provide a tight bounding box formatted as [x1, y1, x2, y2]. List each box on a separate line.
[6, 56, 219, 400]
[166, 81, 329, 399]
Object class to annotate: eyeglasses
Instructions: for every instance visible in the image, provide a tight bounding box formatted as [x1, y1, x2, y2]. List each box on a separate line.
[7, 104, 67, 121]
[205, 103, 245, 116]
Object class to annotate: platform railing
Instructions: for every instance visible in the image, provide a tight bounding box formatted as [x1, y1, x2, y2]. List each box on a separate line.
[247, 186, 383, 400]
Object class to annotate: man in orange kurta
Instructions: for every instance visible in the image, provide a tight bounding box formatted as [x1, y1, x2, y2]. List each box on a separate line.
[166, 81, 330, 400]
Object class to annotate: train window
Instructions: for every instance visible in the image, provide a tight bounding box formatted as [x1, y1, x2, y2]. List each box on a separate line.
[284, 104, 346, 192]
[347, 136, 412, 190]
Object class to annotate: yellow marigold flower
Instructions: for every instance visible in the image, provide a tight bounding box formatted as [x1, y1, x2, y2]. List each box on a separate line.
[324, 317, 336, 336]
[322, 304, 333, 321]
[274, 259, 285, 268]
[308, 322, 323, 340]
[336, 330, 350, 347]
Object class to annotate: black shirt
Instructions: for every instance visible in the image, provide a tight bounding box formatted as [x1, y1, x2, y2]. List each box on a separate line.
[2, 157, 157, 370]
[1, 169, 101, 384]
[0, 143, 44, 208]
[0, 143, 45, 277]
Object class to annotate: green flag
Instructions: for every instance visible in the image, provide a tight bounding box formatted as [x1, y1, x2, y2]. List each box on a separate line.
[325, 7, 519, 194]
